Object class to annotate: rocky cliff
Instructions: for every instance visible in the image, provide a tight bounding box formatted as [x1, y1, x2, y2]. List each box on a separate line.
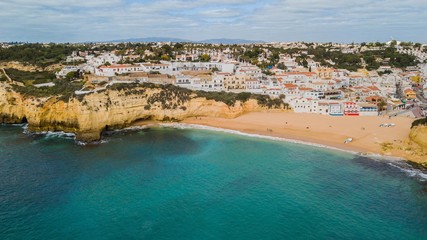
[395, 125, 427, 165]
[0, 82, 284, 142]
[409, 126, 427, 153]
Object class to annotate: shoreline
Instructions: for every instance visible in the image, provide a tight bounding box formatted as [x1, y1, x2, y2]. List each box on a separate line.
[130, 121, 403, 161]
[5, 117, 427, 180]
[142, 112, 424, 164]
[6, 111, 424, 164]
[151, 122, 427, 179]
[143, 122, 375, 156]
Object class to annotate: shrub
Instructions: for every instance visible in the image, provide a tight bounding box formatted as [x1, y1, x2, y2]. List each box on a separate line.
[5, 68, 55, 83]
[12, 79, 84, 101]
[195, 90, 284, 108]
[412, 117, 427, 128]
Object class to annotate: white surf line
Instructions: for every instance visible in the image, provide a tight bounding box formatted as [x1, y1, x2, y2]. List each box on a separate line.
[155, 123, 392, 159]
[158, 123, 427, 180]
[16, 122, 426, 180]
[17, 122, 406, 162]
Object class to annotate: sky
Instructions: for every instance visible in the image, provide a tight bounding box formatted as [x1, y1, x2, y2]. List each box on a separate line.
[1, 0, 426, 43]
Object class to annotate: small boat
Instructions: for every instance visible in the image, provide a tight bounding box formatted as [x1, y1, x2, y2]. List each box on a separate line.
[344, 138, 353, 144]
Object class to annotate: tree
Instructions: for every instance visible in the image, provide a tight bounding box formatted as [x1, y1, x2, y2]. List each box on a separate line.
[377, 100, 387, 112]
[375, 42, 384, 47]
[389, 40, 397, 47]
[174, 43, 184, 49]
[199, 54, 211, 62]
[302, 59, 308, 68]
[277, 62, 287, 70]
[161, 54, 170, 61]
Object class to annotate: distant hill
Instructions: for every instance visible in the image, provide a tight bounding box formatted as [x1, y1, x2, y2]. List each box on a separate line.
[96, 37, 264, 44]
[198, 38, 265, 44]
[104, 37, 192, 43]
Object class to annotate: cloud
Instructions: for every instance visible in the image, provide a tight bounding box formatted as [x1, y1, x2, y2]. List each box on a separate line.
[0, 0, 425, 43]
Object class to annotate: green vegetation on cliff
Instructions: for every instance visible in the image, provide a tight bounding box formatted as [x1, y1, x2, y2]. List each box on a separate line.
[412, 117, 427, 128]
[108, 82, 286, 108]
[12, 79, 84, 101]
[4, 68, 56, 84]
[195, 90, 286, 108]
[9, 75, 286, 109]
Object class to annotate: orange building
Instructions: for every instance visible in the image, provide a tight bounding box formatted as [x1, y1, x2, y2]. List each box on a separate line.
[404, 89, 417, 100]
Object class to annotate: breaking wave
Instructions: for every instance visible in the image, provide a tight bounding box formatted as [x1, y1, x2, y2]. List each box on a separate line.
[388, 161, 427, 181]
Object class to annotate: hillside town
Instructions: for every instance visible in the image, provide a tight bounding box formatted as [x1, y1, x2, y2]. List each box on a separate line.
[2, 41, 427, 118]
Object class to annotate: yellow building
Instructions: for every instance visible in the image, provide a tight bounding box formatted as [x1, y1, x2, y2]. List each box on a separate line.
[357, 68, 369, 77]
[315, 67, 334, 79]
[411, 76, 421, 84]
[224, 74, 248, 90]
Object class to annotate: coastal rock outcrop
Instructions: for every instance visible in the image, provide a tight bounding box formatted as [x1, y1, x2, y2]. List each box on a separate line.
[0, 82, 283, 142]
[409, 126, 427, 153]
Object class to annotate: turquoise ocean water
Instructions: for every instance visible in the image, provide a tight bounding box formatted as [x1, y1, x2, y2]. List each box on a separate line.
[0, 125, 427, 239]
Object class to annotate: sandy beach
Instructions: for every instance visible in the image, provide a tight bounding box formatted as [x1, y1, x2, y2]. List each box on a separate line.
[173, 112, 419, 160]
[131, 112, 425, 162]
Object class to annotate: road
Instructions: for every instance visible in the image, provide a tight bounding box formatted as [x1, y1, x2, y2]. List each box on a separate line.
[0, 68, 25, 86]
[416, 88, 427, 104]
[0, 68, 12, 82]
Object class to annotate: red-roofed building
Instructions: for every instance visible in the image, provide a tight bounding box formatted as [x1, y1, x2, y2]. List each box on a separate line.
[283, 83, 300, 98]
[366, 96, 383, 104]
[367, 86, 381, 96]
[95, 64, 143, 76]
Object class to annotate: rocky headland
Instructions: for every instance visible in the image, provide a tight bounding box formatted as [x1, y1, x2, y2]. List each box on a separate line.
[0, 81, 285, 142]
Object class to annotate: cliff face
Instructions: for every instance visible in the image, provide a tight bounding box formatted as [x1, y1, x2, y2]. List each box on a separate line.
[0, 82, 280, 142]
[403, 125, 427, 164]
[409, 126, 427, 152]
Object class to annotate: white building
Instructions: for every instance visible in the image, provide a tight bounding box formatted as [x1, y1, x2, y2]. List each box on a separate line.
[175, 74, 192, 86]
[56, 66, 80, 78]
[170, 62, 235, 73]
[303, 91, 325, 100]
[95, 64, 143, 77]
[359, 103, 379, 116]
[236, 64, 262, 79]
[328, 102, 344, 116]
[245, 78, 262, 93]
[141, 63, 172, 74]
[289, 98, 319, 113]
[87, 53, 121, 67]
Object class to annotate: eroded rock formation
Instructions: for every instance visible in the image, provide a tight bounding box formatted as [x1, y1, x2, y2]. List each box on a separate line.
[0, 82, 283, 142]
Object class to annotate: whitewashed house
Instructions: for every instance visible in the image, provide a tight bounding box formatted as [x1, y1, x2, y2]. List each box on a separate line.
[95, 64, 142, 77]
